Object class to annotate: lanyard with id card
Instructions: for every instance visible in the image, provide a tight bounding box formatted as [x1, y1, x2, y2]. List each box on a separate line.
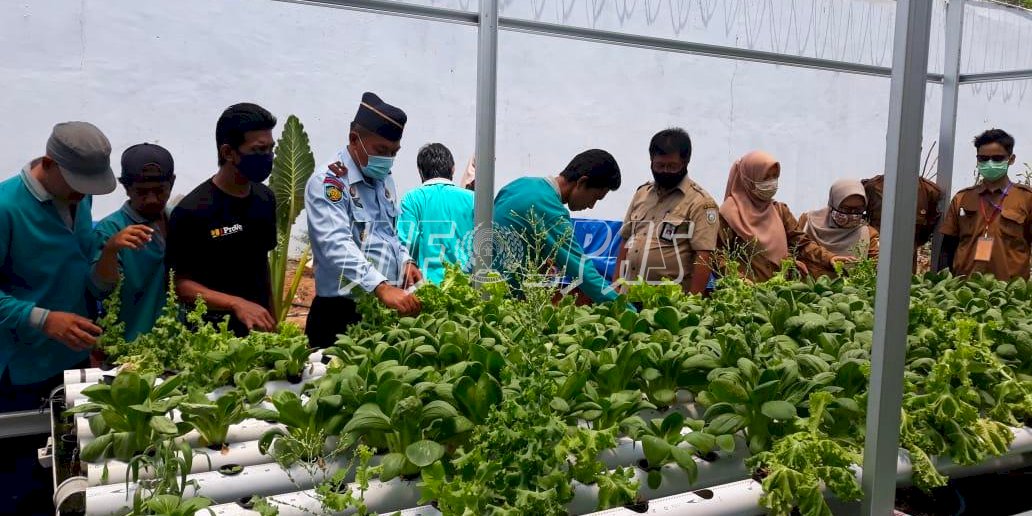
[975, 183, 1012, 262]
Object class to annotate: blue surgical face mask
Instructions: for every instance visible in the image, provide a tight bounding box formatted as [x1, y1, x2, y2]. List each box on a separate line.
[357, 135, 394, 181]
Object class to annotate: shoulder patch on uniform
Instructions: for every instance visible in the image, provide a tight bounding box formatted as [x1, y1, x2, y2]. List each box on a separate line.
[705, 208, 718, 225]
[324, 176, 345, 203]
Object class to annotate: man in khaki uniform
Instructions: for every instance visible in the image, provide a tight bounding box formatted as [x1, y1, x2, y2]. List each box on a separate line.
[617, 128, 719, 295]
[939, 128, 1032, 281]
[862, 174, 942, 254]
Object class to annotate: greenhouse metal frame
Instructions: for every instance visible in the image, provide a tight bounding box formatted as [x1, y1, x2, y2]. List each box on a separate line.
[32, 0, 1032, 514]
[277, 1, 1032, 513]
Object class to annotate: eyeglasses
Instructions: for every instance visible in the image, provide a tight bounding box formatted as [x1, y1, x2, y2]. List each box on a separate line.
[976, 154, 1010, 163]
[832, 207, 866, 216]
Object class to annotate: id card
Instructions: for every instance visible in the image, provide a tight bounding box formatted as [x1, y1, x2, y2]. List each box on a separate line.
[974, 236, 994, 262]
[660, 221, 694, 242]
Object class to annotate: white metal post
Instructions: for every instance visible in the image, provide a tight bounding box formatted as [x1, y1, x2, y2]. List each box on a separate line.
[931, 0, 967, 267]
[862, 0, 934, 514]
[472, 0, 499, 277]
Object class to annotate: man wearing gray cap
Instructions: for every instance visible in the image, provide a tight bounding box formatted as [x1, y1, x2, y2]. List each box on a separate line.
[0, 121, 116, 414]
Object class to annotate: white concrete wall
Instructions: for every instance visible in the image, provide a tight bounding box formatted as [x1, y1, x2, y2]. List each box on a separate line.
[1, 0, 1030, 229]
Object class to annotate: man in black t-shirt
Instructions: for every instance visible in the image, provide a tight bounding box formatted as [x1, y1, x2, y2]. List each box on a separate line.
[166, 103, 278, 336]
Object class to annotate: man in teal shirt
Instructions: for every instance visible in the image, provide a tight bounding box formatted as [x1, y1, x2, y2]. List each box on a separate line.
[92, 143, 176, 341]
[397, 143, 475, 284]
[0, 121, 115, 412]
[493, 149, 622, 304]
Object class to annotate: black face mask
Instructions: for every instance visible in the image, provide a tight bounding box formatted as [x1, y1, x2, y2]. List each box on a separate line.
[653, 169, 688, 189]
[237, 152, 274, 183]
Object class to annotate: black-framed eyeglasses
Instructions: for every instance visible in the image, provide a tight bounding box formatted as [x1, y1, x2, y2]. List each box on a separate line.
[976, 154, 1010, 163]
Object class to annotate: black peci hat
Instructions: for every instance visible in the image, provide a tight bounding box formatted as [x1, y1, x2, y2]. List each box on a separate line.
[353, 92, 406, 142]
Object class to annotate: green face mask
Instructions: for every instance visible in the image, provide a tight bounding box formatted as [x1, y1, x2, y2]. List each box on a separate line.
[977, 160, 1010, 182]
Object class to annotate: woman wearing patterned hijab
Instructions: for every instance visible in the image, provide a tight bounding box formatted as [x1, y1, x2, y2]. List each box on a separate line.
[798, 179, 880, 278]
[717, 150, 854, 282]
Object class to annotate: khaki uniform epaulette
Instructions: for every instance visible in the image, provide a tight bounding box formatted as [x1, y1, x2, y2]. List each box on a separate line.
[687, 180, 709, 195]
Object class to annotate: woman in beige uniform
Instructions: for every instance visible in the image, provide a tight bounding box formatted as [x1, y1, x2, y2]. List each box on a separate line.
[716, 150, 854, 282]
[797, 179, 880, 278]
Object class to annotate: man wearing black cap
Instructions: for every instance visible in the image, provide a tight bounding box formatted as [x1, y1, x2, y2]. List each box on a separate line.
[0, 122, 115, 415]
[305, 92, 422, 348]
[92, 143, 176, 342]
[166, 103, 279, 336]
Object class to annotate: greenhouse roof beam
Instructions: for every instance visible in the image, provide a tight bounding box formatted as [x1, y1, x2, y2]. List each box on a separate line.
[959, 68, 1032, 83]
[276, 0, 953, 82]
[276, 0, 479, 25]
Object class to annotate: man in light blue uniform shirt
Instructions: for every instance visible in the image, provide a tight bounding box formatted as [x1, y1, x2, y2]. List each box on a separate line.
[397, 143, 475, 284]
[304, 92, 422, 348]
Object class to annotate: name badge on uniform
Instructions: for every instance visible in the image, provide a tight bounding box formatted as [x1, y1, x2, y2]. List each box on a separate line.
[660, 221, 695, 242]
[349, 185, 363, 209]
[975, 235, 993, 262]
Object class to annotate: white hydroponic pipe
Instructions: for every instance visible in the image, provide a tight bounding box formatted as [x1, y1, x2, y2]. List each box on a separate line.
[64, 362, 327, 407]
[204, 501, 440, 516]
[580, 425, 1032, 516]
[64, 368, 115, 386]
[188, 426, 1032, 516]
[569, 435, 751, 515]
[87, 436, 345, 486]
[77, 418, 283, 449]
[902, 425, 1032, 483]
[75, 402, 279, 441]
[63, 351, 325, 389]
[585, 478, 765, 516]
[86, 455, 351, 515]
[201, 477, 424, 516]
[599, 410, 723, 469]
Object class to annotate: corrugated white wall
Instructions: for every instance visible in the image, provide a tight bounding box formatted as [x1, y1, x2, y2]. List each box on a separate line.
[1, 0, 1029, 228]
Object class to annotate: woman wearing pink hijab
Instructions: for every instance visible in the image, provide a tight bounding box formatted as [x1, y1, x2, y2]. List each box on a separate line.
[717, 151, 855, 282]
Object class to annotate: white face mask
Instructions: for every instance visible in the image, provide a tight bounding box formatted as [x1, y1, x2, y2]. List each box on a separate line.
[751, 178, 779, 201]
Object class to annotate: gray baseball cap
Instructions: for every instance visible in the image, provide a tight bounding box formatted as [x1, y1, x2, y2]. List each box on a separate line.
[46, 121, 116, 195]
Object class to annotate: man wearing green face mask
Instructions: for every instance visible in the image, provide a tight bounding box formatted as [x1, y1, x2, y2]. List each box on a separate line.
[939, 128, 1031, 281]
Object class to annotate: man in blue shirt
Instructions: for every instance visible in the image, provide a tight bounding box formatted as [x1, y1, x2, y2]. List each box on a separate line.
[92, 143, 176, 342]
[0, 121, 115, 410]
[305, 92, 422, 348]
[397, 143, 475, 284]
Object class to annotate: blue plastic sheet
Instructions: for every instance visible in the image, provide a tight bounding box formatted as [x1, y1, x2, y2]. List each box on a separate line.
[569, 218, 623, 282]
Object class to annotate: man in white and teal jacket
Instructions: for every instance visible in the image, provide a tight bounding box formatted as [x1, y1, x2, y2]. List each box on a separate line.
[0, 122, 116, 413]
